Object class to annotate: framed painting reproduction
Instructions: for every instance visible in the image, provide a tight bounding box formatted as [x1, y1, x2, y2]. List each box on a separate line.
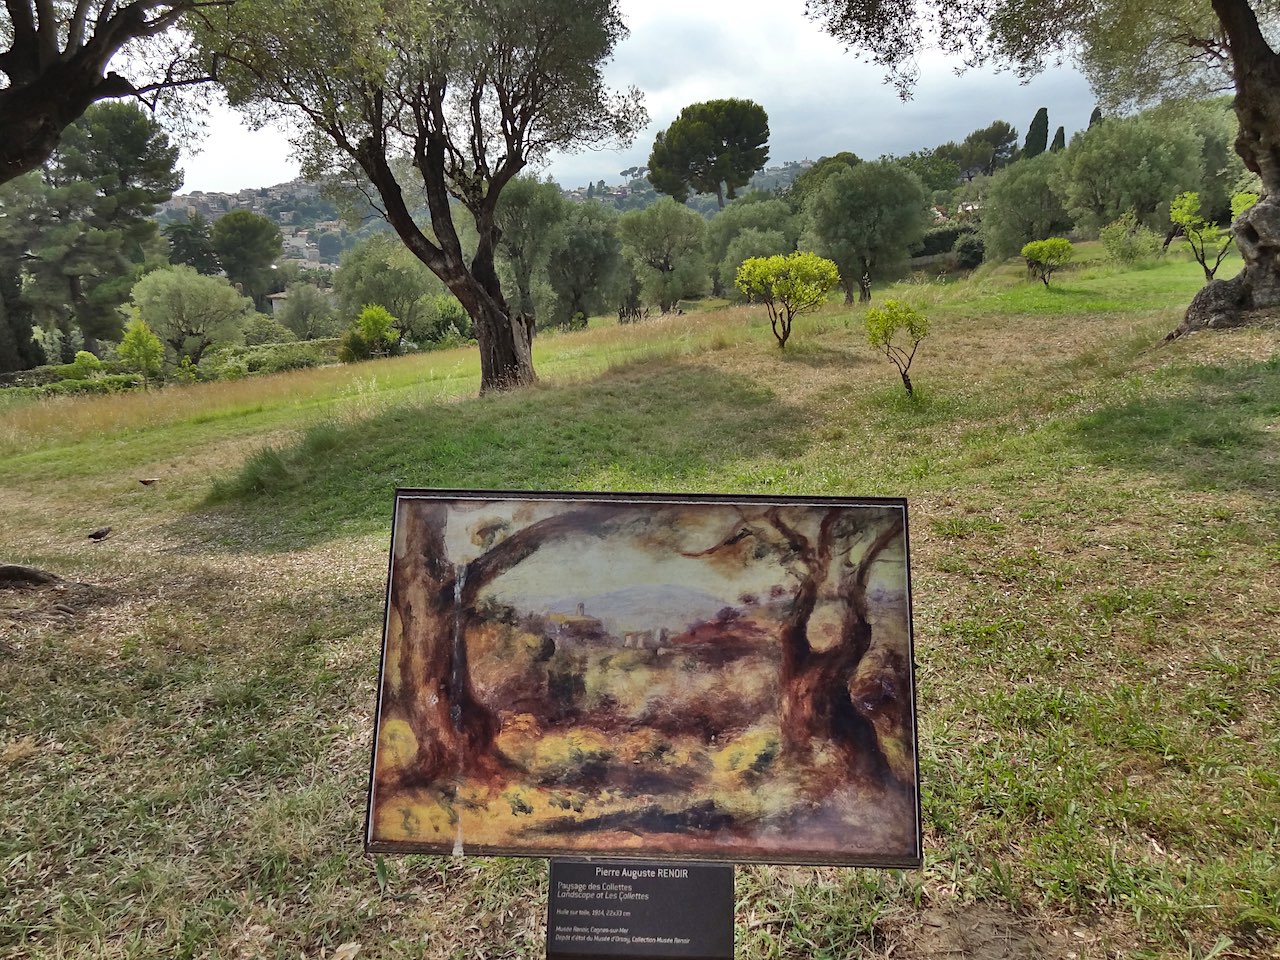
[365, 490, 921, 867]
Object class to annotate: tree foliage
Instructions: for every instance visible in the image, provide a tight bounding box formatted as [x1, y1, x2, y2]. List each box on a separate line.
[785, 151, 861, 213]
[164, 211, 221, 274]
[1099, 212, 1162, 264]
[276, 283, 339, 340]
[201, 0, 645, 393]
[704, 194, 799, 293]
[735, 252, 838, 348]
[978, 152, 1072, 261]
[494, 175, 566, 322]
[935, 121, 1019, 178]
[1023, 107, 1049, 158]
[865, 299, 929, 397]
[1020, 238, 1074, 286]
[882, 149, 960, 193]
[211, 210, 282, 308]
[0, 0, 220, 185]
[804, 160, 928, 303]
[117, 315, 164, 380]
[617, 198, 707, 313]
[130, 265, 253, 363]
[648, 98, 770, 209]
[12, 101, 180, 351]
[333, 234, 447, 346]
[1053, 110, 1204, 232]
[721, 228, 791, 300]
[1171, 190, 1244, 281]
[546, 203, 624, 326]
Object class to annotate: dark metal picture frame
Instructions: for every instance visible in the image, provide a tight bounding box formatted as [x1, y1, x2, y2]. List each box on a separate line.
[366, 489, 921, 867]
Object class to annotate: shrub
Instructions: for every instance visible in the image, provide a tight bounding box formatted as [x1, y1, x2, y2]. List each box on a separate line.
[952, 233, 985, 269]
[40, 374, 142, 396]
[423, 295, 472, 343]
[205, 340, 334, 378]
[1020, 238, 1074, 286]
[69, 351, 104, 379]
[1100, 212, 1161, 264]
[117, 317, 164, 381]
[913, 224, 974, 257]
[865, 299, 929, 397]
[241, 313, 298, 346]
[337, 327, 373, 363]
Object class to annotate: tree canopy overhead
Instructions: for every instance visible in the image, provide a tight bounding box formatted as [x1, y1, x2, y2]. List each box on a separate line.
[805, 0, 1280, 333]
[201, 0, 645, 392]
[0, 0, 220, 185]
[648, 98, 770, 209]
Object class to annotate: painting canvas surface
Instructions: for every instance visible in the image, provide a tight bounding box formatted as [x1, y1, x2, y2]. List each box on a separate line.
[366, 491, 920, 866]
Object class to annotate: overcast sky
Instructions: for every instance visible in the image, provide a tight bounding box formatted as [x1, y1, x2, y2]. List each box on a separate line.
[177, 0, 1097, 194]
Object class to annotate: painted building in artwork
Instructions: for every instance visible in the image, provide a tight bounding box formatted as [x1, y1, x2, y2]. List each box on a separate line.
[546, 602, 605, 640]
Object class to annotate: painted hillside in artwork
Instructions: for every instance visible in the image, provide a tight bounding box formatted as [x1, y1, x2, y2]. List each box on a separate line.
[366, 492, 920, 866]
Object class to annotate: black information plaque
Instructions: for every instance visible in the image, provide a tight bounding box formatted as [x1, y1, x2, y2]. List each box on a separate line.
[547, 859, 733, 960]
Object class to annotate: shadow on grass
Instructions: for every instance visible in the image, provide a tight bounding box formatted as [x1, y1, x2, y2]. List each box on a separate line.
[1073, 356, 1280, 495]
[190, 360, 816, 551]
[775, 343, 872, 369]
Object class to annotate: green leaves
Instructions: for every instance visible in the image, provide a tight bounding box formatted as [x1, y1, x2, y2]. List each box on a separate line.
[734, 251, 839, 348]
[805, 160, 929, 303]
[1171, 190, 1238, 282]
[1020, 238, 1074, 287]
[864, 299, 929, 396]
[648, 99, 770, 208]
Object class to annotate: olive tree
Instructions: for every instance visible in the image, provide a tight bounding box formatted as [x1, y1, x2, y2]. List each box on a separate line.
[0, 0, 220, 184]
[803, 0, 1280, 336]
[979, 152, 1072, 261]
[617, 198, 707, 313]
[805, 161, 928, 303]
[130, 265, 252, 364]
[202, 0, 645, 392]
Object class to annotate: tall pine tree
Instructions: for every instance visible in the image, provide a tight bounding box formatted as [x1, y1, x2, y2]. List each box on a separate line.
[22, 103, 181, 353]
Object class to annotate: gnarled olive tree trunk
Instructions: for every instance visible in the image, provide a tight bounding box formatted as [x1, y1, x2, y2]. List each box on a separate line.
[1170, 0, 1280, 338]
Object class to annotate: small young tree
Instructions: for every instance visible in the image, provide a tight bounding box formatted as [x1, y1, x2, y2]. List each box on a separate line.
[735, 252, 839, 348]
[865, 300, 929, 397]
[1170, 191, 1260, 282]
[117, 316, 164, 384]
[1020, 238, 1074, 287]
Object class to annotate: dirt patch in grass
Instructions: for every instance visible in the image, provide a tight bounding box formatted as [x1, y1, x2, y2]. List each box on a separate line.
[900, 904, 1065, 959]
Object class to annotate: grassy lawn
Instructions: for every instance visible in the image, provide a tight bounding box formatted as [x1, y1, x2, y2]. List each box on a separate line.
[2, 249, 1278, 959]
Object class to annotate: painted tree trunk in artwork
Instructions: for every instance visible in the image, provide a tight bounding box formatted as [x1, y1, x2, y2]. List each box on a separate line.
[1171, 0, 1280, 337]
[775, 511, 904, 785]
[388, 504, 498, 788]
[385, 501, 622, 787]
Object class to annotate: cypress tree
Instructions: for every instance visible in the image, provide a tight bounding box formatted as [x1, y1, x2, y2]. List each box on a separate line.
[1024, 107, 1049, 158]
[1089, 106, 1103, 128]
[1050, 126, 1066, 152]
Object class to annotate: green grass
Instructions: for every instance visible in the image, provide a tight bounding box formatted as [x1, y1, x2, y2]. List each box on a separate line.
[2, 252, 1278, 959]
